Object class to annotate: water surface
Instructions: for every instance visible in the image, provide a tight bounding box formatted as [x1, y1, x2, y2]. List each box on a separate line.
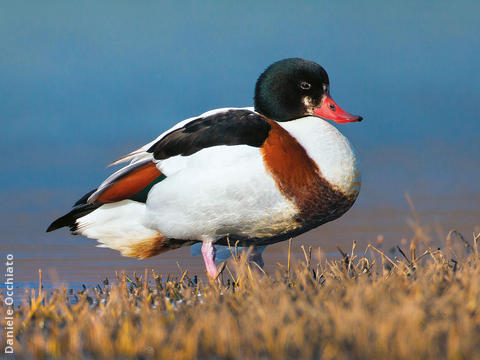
[1, 1, 479, 285]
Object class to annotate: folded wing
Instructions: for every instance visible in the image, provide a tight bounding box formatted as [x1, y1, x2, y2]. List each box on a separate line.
[47, 107, 271, 234]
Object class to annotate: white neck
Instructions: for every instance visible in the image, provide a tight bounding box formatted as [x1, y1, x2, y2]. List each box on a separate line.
[278, 116, 361, 197]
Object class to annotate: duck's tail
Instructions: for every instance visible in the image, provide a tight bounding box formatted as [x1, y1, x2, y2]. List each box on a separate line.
[47, 200, 185, 259]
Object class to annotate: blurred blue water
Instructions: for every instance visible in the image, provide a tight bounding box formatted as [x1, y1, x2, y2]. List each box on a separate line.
[2, 0, 479, 186]
[1, 1, 479, 281]
[1, 1, 479, 189]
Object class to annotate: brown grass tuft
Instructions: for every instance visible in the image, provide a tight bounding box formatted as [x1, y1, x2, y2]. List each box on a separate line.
[2, 230, 480, 359]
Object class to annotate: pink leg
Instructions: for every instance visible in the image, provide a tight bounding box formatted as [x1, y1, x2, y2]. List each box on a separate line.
[201, 242, 218, 280]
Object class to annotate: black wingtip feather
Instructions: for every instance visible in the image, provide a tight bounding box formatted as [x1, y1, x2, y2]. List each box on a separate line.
[74, 188, 97, 206]
[46, 203, 102, 232]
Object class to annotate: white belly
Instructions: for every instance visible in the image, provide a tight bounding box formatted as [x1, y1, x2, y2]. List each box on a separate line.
[144, 145, 298, 241]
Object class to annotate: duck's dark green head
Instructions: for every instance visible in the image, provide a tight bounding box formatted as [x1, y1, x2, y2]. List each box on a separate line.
[254, 58, 362, 123]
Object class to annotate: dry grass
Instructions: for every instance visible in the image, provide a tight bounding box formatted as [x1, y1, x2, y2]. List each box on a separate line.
[2, 230, 480, 359]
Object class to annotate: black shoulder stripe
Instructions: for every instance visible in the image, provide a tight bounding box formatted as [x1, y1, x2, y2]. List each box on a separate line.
[147, 109, 271, 160]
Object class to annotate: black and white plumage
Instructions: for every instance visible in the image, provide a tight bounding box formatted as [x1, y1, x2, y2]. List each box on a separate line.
[47, 58, 362, 279]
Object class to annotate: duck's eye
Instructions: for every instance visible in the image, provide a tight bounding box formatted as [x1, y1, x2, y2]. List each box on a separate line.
[299, 81, 311, 90]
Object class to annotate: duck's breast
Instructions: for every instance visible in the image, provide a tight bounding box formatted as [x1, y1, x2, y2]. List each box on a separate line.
[278, 116, 361, 199]
[256, 116, 361, 226]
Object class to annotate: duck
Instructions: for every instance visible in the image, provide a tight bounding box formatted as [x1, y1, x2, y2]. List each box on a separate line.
[47, 58, 362, 279]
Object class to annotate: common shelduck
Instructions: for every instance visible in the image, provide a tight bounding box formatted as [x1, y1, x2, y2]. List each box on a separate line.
[47, 58, 362, 279]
